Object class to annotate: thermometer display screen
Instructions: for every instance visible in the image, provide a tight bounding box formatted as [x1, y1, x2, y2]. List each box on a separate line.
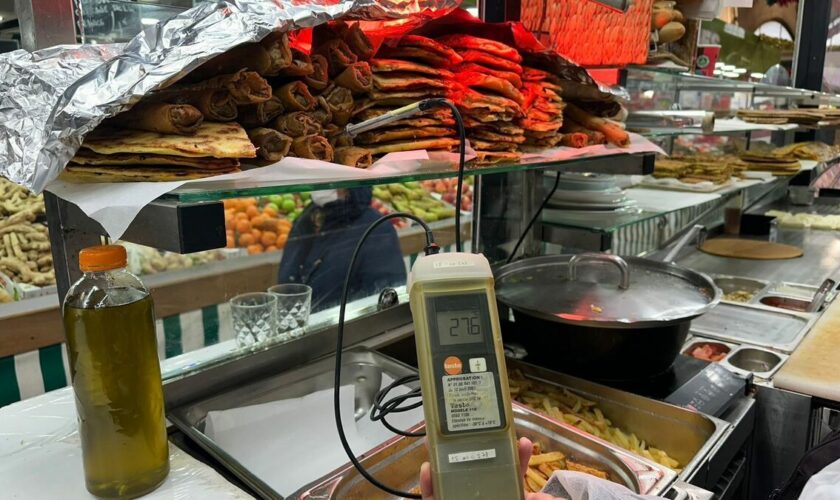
[434, 294, 486, 346]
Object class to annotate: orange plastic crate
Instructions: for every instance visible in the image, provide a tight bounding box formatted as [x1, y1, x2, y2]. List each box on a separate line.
[521, 0, 653, 67]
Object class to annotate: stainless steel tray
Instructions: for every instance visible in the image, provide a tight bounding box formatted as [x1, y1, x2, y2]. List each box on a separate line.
[712, 274, 769, 305]
[506, 359, 730, 483]
[168, 348, 420, 499]
[294, 403, 677, 499]
[690, 302, 815, 353]
[719, 345, 789, 380]
[682, 334, 789, 380]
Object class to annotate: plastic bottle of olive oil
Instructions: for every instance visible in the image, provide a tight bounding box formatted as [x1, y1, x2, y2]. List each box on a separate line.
[62, 245, 169, 498]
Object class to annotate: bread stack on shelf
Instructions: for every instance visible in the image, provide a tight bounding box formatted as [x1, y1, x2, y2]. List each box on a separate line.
[352, 35, 461, 156]
[519, 68, 565, 149]
[438, 35, 525, 166]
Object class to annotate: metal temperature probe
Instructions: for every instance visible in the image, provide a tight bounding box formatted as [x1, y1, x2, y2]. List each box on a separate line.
[409, 252, 523, 500]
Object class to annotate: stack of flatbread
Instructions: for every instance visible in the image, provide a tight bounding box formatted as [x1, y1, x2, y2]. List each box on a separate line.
[519, 68, 565, 149]
[652, 158, 689, 180]
[736, 109, 840, 127]
[773, 141, 838, 162]
[437, 34, 525, 166]
[352, 35, 462, 156]
[66, 123, 255, 181]
[653, 157, 735, 184]
[740, 152, 802, 176]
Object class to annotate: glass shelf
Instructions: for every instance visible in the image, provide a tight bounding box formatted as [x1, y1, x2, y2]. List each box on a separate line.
[541, 207, 672, 233]
[167, 152, 653, 203]
[625, 65, 840, 113]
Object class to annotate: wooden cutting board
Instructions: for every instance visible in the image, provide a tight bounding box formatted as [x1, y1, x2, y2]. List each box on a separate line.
[700, 238, 803, 260]
[776, 298, 840, 402]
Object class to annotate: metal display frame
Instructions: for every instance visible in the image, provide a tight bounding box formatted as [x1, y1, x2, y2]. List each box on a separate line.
[8, 3, 840, 500]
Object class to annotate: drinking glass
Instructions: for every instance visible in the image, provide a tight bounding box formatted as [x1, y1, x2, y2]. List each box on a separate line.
[230, 292, 278, 348]
[268, 284, 312, 340]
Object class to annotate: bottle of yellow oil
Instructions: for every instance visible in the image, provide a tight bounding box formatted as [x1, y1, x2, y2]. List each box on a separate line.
[62, 245, 169, 497]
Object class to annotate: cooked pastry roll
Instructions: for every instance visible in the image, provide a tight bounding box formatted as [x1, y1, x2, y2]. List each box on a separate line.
[275, 81, 316, 112]
[248, 127, 293, 161]
[334, 146, 372, 168]
[304, 54, 330, 91]
[291, 135, 334, 161]
[273, 111, 322, 137]
[238, 96, 284, 127]
[107, 102, 203, 135]
[335, 62, 373, 94]
[261, 31, 293, 76]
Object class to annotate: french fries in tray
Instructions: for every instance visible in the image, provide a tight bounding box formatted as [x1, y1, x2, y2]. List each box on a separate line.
[509, 369, 682, 471]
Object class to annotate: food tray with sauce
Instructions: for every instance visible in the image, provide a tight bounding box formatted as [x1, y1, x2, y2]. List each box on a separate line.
[713, 275, 769, 305]
[505, 359, 729, 483]
[682, 336, 737, 362]
[294, 403, 677, 499]
[690, 303, 815, 353]
[682, 335, 789, 379]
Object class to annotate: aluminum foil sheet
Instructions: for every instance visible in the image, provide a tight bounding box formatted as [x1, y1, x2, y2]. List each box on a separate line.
[0, 0, 459, 193]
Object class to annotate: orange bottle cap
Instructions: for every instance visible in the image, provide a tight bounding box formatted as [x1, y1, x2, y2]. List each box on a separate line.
[79, 245, 127, 273]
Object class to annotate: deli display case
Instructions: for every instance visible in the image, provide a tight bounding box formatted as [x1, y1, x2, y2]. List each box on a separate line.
[4, 1, 840, 500]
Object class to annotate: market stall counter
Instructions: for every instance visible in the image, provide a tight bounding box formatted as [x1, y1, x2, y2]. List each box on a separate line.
[0, 388, 249, 499]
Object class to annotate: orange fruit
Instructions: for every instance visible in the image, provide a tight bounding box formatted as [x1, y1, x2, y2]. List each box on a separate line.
[251, 228, 262, 241]
[226, 235, 235, 248]
[235, 212, 249, 221]
[260, 231, 278, 247]
[235, 220, 251, 234]
[261, 218, 279, 232]
[247, 244, 263, 255]
[250, 214, 267, 228]
[278, 219, 292, 231]
[238, 233, 255, 246]
[246, 205, 260, 218]
[244, 197, 258, 207]
[276, 233, 289, 248]
[263, 206, 278, 217]
[265, 245, 278, 253]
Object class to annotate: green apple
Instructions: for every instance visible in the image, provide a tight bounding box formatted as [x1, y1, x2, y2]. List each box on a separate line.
[268, 195, 284, 205]
[282, 199, 296, 212]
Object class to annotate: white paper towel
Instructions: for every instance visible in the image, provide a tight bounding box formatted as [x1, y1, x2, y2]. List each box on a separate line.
[203, 376, 422, 497]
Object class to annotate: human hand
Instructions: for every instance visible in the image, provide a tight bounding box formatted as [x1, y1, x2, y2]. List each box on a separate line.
[419, 437, 561, 500]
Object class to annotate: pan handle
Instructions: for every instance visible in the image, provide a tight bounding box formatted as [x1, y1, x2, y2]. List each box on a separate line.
[568, 253, 630, 289]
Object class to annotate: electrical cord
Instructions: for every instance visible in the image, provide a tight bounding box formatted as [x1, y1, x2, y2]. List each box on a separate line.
[371, 374, 425, 438]
[506, 171, 562, 264]
[334, 212, 438, 499]
[420, 98, 467, 253]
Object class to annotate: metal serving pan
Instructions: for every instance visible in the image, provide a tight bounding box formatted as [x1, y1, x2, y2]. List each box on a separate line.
[506, 359, 730, 483]
[168, 348, 420, 499]
[712, 274, 770, 305]
[690, 302, 815, 353]
[294, 403, 677, 499]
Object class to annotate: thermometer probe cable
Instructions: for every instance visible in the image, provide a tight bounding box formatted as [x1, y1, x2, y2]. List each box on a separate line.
[334, 98, 466, 499]
[334, 213, 437, 499]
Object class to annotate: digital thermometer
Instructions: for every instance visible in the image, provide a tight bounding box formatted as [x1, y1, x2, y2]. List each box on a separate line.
[409, 252, 523, 500]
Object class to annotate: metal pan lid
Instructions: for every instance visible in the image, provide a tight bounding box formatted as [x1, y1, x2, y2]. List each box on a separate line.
[494, 254, 720, 328]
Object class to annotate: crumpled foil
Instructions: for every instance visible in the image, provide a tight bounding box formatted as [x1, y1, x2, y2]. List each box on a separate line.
[0, 0, 459, 193]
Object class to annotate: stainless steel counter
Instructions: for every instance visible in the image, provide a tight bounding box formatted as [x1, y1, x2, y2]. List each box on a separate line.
[676, 228, 840, 287]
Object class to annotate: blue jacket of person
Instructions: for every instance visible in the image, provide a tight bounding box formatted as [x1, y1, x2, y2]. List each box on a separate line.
[277, 187, 407, 312]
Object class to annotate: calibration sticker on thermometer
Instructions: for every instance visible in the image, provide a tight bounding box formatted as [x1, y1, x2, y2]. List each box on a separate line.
[448, 448, 497, 464]
[442, 372, 502, 432]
